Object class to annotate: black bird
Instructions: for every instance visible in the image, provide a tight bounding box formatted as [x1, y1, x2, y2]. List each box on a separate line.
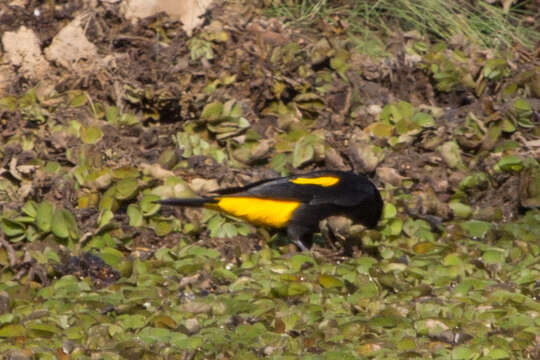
[157, 170, 383, 251]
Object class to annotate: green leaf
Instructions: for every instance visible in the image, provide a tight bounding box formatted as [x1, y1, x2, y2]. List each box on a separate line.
[127, 204, 143, 227]
[0, 324, 26, 337]
[292, 135, 315, 168]
[113, 165, 137, 179]
[44, 161, 61, 174]
[114, 178, 139, 200]
[488, 348, 510, 360]
[170, 333, 203, 350]
[221, 222, 238, 238]
[460, 220, 492, 239]
[118, 314, 147, 330]
[21, 201, 38, 218]
[271, 282, 309, 297]
[208, 215, 225, 237]
[150, 219, 173, 236]
[141, 195, 160, 216]
[482, 58, 508, 80]
[384, 218, 403, 236]
[1, 218, 25, 238]
[138, 327, 172, 343]
[513, 98, 532, 117]
[452, 345, 475, 360]
[330, 49, 350, 79]
[99, 193, 117, 212]
[482, 249, 505, 264]
[412, 112, 435, 127]
[98, 209, 114, 228]
[36, 201, 54, 232]
[382, 203, 397, 219]
[51, 208, 79, 240]
[223, 99, 243, 118]
[105, 105, 119, 123]
[69, 91, 88, 107]
[120, 112, 139, 125]
[397, 337, 416, 351]
[0, 96, 17, 110]
[459, 172, 488, 190]
[0, 314, 15, 326]
[413, 242, 435, 254]
[501, 118, 516, 133]
[80, 126, 104, 144]
[179, 245, 220, 259]
[213, 268, 238, 282]
[495, 155, 523, 172]
[369, 122, 394, 138]
[318, 275, 344, 289]
[27, 322, 60, 336]
[201, 102, 224, 123]
[189, 38, 214, 61]
[288, 254, 315, 272]
[270, 153, 290, 174]
[133, 259, 148, 276]
[449, 201, 472, 218]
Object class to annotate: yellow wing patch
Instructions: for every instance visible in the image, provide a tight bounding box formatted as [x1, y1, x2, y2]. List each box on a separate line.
[290, 176, 340, 187]
[211, 197, 301, 228]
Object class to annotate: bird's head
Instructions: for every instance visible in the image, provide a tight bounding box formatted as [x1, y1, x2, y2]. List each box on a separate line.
[340, 173, 384, 229]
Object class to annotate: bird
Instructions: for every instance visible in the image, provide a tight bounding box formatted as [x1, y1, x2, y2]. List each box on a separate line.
[157, 170, 383, 251]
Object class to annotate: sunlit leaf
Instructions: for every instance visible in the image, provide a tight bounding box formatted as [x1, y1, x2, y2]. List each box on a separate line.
[36, 201, 54, 232]
[51, 208, 79, 240]
[80, 126, 104, 144]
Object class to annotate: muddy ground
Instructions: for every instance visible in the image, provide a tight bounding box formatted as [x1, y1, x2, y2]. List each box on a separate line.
[1, 0, 539, 265]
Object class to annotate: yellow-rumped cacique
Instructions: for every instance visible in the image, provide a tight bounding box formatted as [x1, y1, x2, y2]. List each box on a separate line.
[157, 170, 383, 251]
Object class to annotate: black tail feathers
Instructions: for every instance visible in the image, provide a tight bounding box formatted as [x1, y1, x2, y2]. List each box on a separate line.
[155, 197, 217, 207]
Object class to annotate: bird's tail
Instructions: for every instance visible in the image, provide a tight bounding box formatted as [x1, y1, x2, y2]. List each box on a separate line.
[156, 197, 217, 207]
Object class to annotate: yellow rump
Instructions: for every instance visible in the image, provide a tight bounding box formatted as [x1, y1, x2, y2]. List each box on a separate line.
[290, 176, 340, 187]
[212, 197, 301, 228]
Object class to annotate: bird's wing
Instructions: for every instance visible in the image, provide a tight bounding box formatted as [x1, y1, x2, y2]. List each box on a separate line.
[210, 175, 284, 195]
[212, 172, 345, 203]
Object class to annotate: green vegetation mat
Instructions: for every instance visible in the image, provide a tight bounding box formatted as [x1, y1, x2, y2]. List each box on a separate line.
[0, 0, 538, 358]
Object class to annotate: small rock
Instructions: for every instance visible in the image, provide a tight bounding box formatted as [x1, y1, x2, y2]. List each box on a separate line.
[181, 301, 211, 314]
[184, 318, 200, 335]
[367, 104, 382, 116]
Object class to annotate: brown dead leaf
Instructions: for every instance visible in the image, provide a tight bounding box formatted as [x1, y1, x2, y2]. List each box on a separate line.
[190, 178, 219, 193]
[140, 163, 175, 180]
[2, 26, 51, 80]
[44, 17, 99, 71]
[376, 167, 404, 186]
[122, 0, 214, 36]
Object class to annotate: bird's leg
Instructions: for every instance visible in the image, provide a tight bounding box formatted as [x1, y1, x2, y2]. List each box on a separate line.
[288, 225, 313, 252]
[292, 237, 310, 252]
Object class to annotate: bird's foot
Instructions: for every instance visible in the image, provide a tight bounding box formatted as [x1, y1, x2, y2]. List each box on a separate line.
[292, 239, 310, 252]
